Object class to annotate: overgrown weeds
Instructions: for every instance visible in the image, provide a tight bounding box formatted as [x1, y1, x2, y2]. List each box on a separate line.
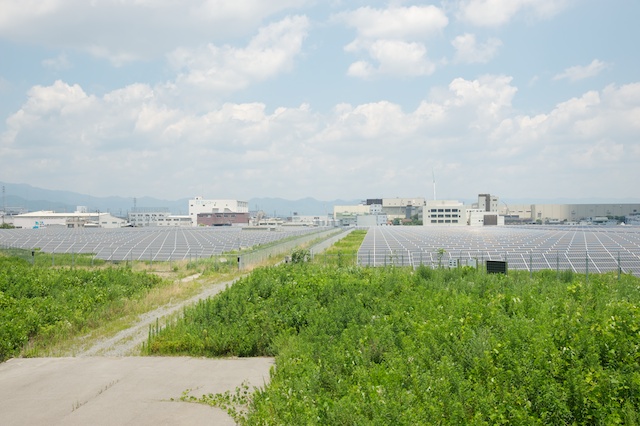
[147, 263, 640, 424]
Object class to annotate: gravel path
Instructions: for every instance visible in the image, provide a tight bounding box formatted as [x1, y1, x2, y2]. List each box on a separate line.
[77, 273, 240, 357]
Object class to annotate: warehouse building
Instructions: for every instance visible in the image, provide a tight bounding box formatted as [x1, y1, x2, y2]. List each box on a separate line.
[188, 197, 249, 227]
[499, 203, 640, 224]
[13, 210, 127, 229]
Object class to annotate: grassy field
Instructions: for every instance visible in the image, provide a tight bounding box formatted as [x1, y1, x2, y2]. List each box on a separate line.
[0, 248, 254, 359]
[146, 232, 640, 424]
[4, 234, 640, 424]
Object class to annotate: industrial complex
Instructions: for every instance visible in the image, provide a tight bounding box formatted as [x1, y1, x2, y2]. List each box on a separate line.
[1, 190, 639, 229]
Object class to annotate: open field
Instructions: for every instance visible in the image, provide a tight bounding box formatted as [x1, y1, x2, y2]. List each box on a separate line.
[3, 226, 640, 424]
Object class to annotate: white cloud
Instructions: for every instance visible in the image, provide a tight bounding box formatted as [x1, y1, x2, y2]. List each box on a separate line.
[337, 5, 447, 78]
[457, 0, 571, 27]
[338, 5, 449, 40]
[346, 40, 436, 78]
[553, 59, 611, 82]
[2, 78, 639, 201]
[169, 15, 309, 92]
[0, 0, 307, 65]
[452, 33, 502, 64]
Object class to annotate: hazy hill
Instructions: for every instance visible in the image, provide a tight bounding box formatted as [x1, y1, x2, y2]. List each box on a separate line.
[0, 182, 358, 217]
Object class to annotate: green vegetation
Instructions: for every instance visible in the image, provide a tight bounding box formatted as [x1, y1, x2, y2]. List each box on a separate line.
[311, 229, 365, 266]
[0, 256, 163, 361]
[148, 263, 640, 424]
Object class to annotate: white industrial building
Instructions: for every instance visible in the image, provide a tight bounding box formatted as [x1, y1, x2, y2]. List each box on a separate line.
[333, 203, 385, 227]
[285, 213, 335, 227]
[333, 197, 425, 226]
[13, 210, 127, 229]
[377, 198, 425, 220]
[423, 200, 466, 226]
[188, 197, 249, 227]
[129, 208, 191, 227]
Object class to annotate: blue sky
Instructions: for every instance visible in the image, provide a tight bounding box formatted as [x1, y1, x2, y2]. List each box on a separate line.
[1, 0, 639, 202]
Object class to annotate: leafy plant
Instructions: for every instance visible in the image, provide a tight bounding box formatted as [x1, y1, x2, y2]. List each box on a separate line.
[147, 263, 640, 424]
[290, 249, 310, 264]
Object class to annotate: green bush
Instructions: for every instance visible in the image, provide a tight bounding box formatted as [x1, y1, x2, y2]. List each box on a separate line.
[0, 256, 162, 361]
[148, 264, 640, 424]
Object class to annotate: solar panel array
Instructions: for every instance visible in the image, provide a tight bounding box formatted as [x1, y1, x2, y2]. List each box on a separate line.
[0, 227, 324, 261]
[357, 226, 640, 276]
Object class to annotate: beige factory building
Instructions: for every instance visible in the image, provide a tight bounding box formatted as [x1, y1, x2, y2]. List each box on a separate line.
[500, 203, 640, 223]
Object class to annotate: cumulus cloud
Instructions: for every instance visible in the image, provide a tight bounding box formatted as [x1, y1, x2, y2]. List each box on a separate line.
[346, 40, 436, 78]
[553, 59, 611, 82]
[0, 0, 307, 65]
[452, 33, 502, 64]
[457, 0, 571, 27]
[2, 78, 639, 200]
[337, 5, 448, 78]
[169, 15, 309, 92]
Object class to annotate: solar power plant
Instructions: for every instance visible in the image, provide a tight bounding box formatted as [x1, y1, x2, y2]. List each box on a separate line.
[0, 227, 324, 261]
[357, 226, 640, 276]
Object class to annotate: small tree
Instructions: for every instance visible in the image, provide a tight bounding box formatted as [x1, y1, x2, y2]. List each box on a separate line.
[291, 248, 310, 264]
[436, 248, 446, 268]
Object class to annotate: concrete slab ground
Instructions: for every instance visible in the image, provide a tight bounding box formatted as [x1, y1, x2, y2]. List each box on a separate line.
[0, 356, 274, 426]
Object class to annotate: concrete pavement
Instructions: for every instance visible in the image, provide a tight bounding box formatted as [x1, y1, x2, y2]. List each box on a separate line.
[0, 356, 274, 426]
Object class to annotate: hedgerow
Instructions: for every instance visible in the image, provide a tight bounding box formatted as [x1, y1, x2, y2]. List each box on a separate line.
[0, 256, 162, 361]
[148, 263, 640, 424]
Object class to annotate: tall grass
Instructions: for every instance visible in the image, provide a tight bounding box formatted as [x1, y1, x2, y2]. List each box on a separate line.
[0, 256, 163, 361]
[148, 263, 640, 424]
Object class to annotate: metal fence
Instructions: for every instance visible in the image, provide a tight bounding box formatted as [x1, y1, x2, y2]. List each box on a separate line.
[238, 227, 343, 269]
[309, 228, 354, 257]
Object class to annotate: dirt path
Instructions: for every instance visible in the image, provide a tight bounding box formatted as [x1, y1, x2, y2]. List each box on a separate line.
[77, 273, 239, 357]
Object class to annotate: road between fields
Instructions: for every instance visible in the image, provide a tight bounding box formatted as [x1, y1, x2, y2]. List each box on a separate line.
[77, 273, 238, 357]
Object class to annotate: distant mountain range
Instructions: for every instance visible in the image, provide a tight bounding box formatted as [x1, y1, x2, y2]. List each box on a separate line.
[1, 181, 638, 218]
[0, 182, 358, 217]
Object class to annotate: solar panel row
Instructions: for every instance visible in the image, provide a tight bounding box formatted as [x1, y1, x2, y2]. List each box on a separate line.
[0, 227, 324, 261]
[357, 226, 640, 275]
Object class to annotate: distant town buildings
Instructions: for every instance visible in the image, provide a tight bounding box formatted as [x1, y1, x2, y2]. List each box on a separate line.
[4, 190, 640, 230]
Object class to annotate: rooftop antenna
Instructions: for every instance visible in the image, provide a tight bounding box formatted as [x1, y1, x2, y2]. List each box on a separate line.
[133, 197, 137, 212]
[432, 169, 437, 201]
